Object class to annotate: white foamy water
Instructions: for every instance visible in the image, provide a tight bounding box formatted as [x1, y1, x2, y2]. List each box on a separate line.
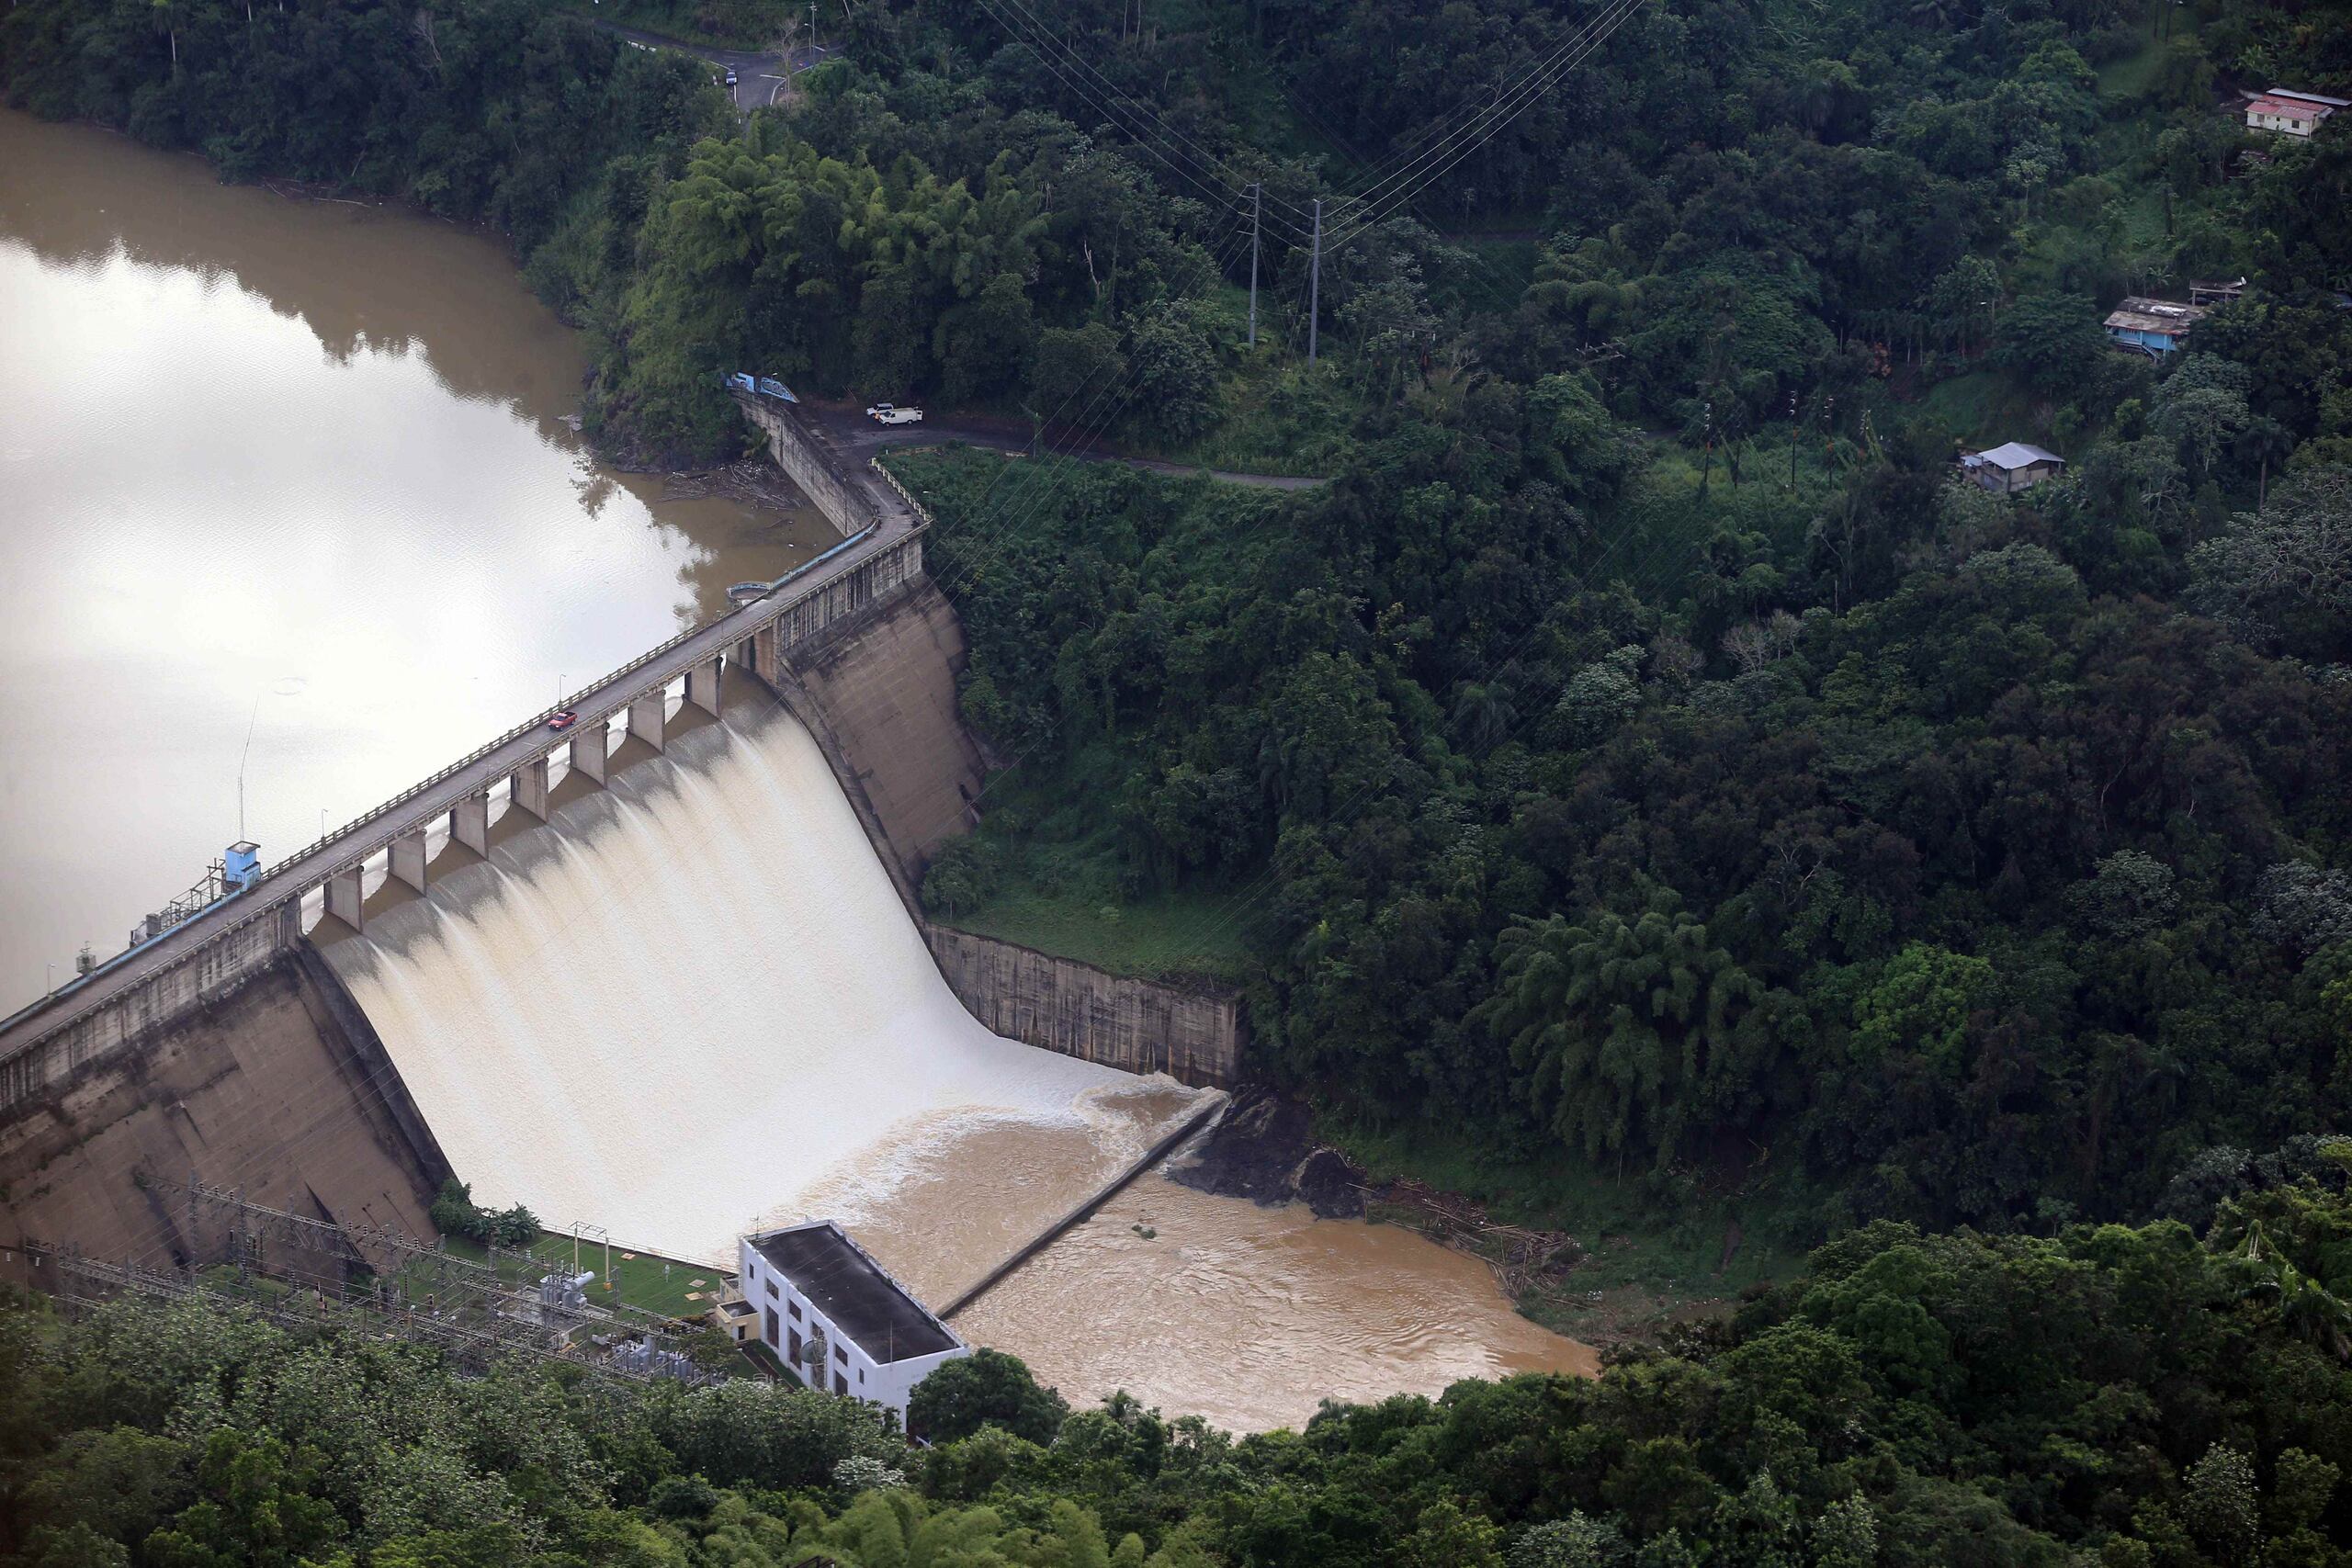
[325, 684, 1595, 1431]
[327, 694, 1181, 1266]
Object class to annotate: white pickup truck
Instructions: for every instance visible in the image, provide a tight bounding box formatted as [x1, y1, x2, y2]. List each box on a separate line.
[865, 402, 924, 425]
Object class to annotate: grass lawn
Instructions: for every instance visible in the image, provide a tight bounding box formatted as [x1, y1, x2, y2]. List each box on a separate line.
[741, 1339, 799, 1382]
[435, 1231, 729, 1321]
[1912, 368, 2042, 449]
[944, 883, 1265, 982]
[2095, 27, 2168, 101]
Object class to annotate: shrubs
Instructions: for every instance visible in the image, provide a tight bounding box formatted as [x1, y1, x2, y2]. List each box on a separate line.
[426, 1179, 539, 1250]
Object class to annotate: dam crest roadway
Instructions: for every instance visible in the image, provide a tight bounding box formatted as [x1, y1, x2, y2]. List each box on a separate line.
[0, 392, 922, 1111]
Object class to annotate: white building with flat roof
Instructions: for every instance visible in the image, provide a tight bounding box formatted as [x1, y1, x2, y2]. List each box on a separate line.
[739, 1221, 967, 1423]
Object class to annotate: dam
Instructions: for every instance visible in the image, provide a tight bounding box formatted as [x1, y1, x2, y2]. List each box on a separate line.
[320, 686, 1203, 1271]
[0, 109, 1591, 1432]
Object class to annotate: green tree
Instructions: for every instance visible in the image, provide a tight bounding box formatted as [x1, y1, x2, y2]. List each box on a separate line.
[906, 1348, 1070, 1445]
[1996, 291, 2103, 397]
[140, 1429, 345, 1568]
[1849, 944, 1996, 1077]
[1479, 889, 1777, 1173]
[2188, 466, 2352, 659]
[1401, 1501, 1505, 1568]
[1125, 305, 1221, 443]
[2179, 1443, 2259, 1566]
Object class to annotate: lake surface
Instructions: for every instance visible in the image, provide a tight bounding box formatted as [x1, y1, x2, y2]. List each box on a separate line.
[0, 110, 835, 1001]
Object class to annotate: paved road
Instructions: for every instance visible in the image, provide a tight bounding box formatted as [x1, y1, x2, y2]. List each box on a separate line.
[800, 400, 1328, 491]
[0, 456, 914, 1058]
[591, 19, 828, 111]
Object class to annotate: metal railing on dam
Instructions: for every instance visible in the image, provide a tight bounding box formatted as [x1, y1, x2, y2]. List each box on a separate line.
[0, 424, 932, 1118]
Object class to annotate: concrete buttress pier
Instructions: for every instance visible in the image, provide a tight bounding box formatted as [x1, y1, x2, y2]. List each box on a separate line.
[511, 757, 549, 819]
[324, 866, 365, 932]
[452, 792, 489, 855]
[686, 657, 723, 716]
[569, 726, 607, 785]
[628, 693, 666, 751]
[388, 832, 429, 894]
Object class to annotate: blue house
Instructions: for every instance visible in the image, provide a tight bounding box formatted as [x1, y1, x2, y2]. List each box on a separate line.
[2104, 297, 2210, 357]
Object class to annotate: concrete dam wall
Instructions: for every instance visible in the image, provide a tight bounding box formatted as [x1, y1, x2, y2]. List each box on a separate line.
[3, 388, 1241, 1289]
[739, 392, 871, 538]
[0, 427, 925, 1120]
[780, 581, 987, 893]
[0, 942, 450, 1289]
[923, 928, 1244, 1089]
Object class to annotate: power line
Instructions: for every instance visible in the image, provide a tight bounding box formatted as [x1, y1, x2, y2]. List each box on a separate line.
[1322, 0, 1644, 220]
[1317, 0, 1654, 259]
[978, 0, 1323, 233]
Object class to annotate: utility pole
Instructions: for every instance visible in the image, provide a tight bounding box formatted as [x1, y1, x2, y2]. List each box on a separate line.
[1247, 183, 1261, 348]
[1788, 390, 1799, 489]
[1306, 197, 1322, 367]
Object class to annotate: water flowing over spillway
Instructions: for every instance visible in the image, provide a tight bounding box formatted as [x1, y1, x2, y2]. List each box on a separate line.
[327, 692, 1193, 1272]
[330, 690, 1596, 1431]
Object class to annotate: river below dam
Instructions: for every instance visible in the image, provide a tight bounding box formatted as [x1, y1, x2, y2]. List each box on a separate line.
[2, 108, 1593, 1432]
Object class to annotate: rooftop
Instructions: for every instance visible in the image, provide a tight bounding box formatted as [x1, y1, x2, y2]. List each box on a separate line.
[751, 1223, 958, 1362]
[2105, 297, 2210, 335]
[2266, 87, 2350, 108]
[1963, 441, 2064, 470]
[2247, 94, 2337, 119]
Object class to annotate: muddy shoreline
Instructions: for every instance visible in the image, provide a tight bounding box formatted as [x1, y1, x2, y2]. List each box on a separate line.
[1168, 1088, 1743, 1354]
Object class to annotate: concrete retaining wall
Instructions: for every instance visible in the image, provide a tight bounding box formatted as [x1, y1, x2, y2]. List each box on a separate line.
[0, 900, 299, 1118]
[922, 927, 1244, 1089]
[0, 942, 449, 1287]
[783, 581, 986, 890]
[739, 396, 870, 537]
[766, 531, 925, 653]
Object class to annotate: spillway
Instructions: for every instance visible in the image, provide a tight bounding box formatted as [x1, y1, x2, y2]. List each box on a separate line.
[326, 687, 1200, 1273]
[328, 678, 1595, 1431]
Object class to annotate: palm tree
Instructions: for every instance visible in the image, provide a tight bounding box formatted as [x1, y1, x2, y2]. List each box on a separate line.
[1476, 888, 1773, 1174]
[1451, 682, 1518, 754]
[2225, 1218, 2352, 1362]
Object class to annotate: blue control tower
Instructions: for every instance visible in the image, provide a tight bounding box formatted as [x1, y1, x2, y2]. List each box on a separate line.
[224, 841, 261, 892]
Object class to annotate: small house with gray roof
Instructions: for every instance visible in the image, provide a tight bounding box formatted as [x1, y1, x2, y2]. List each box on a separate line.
[1958, 442, 2066, 493]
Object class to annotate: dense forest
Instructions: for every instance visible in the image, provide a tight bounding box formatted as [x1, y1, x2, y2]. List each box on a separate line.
[11, 1171, 2352, 1564]
[9, 0, 2352, 1559]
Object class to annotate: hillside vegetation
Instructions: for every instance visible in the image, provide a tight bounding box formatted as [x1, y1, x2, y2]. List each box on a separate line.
[8, 0, 2352, 1561]
[9, 1171, 2352, 1566]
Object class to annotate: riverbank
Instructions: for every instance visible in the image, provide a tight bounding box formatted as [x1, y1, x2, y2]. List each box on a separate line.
[1170, 1087, 1792, 1352]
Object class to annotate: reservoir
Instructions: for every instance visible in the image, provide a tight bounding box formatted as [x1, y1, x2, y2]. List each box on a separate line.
[0, 109, 836, 999]
[0, 109, 1593, 1431]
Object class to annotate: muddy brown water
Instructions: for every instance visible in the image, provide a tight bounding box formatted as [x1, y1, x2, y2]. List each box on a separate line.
[2, 110, 1598, 1430]
[0, 109, 836, 998]
[952, 1176, 1601, 1433]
